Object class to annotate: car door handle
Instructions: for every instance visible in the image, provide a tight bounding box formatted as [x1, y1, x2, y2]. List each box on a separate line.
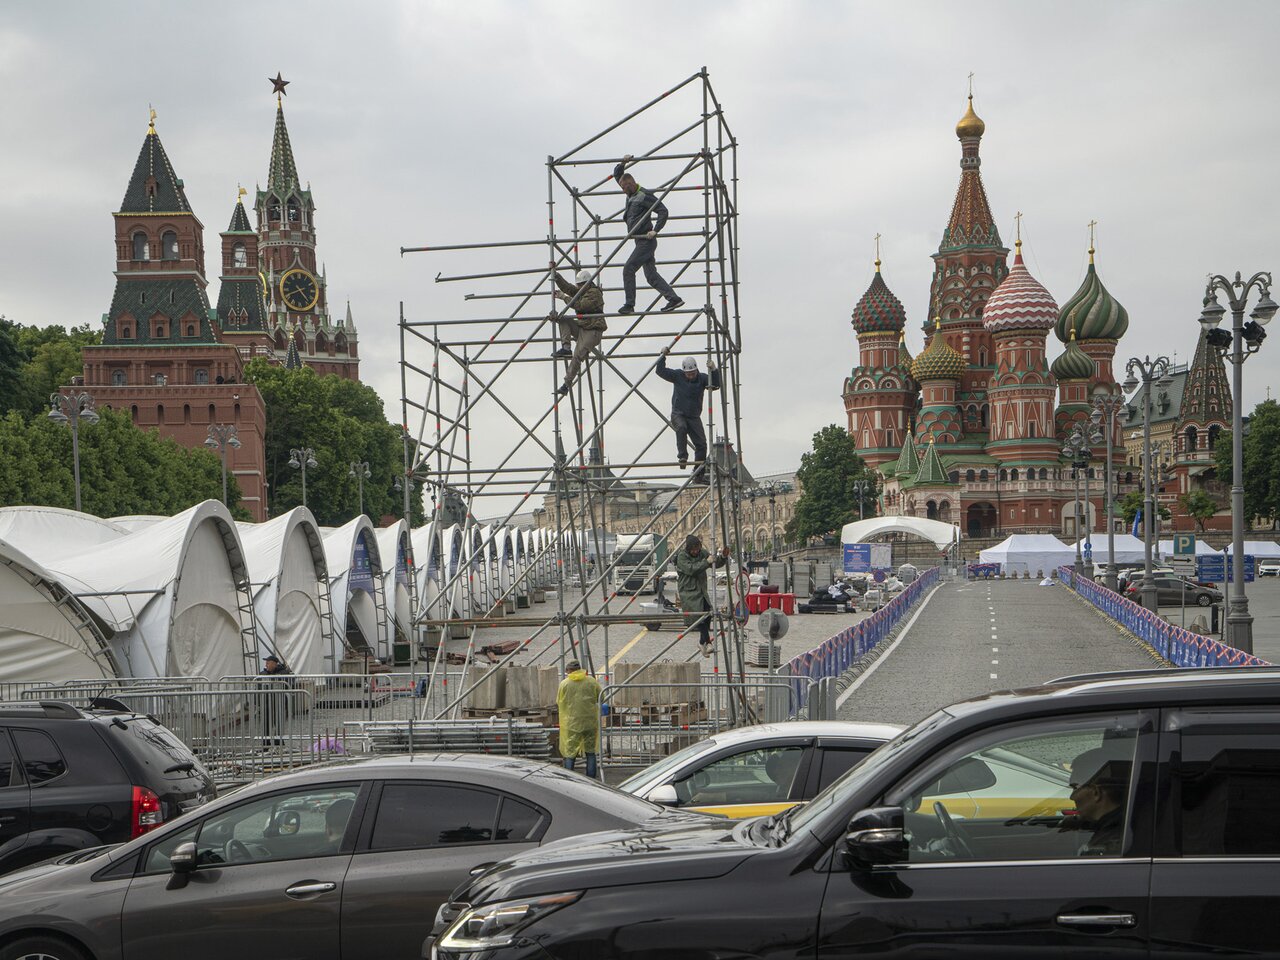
[1056, 913, 1137, 928]
[285, 881, 337, 898]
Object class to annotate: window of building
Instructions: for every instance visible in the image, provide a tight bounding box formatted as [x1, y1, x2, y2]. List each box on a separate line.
[1029, 421, 1037, 438]
[1010, 468, 1019, 481]
[966, 469, 975, 482]
[155, 324, 165, 338]
[121, 326, 133, 339]
[949, 471, 960, 484]
[194, 368, 209, 385]
[161, 231, 178, 260]
[268, 201, 281, 222]
[233, 242, 247, 267]
[111, 369, 126, 386]
[156, 404, 165, 423]
[187, 324, 195, 337]
[132, 232, 150, 261]
[999, 469, 1007, 482]
[287, 198, 301, 222]
[979, 469, 988, 482]
[1186, 425, 1198, 452]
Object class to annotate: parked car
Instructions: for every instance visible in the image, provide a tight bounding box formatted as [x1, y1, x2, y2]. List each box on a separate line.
[0, 753, 692, 960]
[0, 699, 215, 876]
[617, 721, 903, 819]
[1259, 559, 1280, 577]
[1125, 574, 1222, 606]
[432, 666, 1280, 958]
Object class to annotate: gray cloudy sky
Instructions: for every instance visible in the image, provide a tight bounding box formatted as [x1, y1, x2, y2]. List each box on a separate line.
[3, 0, 1279, 488]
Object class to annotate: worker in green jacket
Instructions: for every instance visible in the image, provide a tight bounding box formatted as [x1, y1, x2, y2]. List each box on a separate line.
[556, 660, 602, 778]
[552, 269, 607, 398]
[674, 534, 730, 657]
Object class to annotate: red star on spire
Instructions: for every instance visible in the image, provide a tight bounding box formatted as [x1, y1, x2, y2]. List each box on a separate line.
[269, 72, 289, 96]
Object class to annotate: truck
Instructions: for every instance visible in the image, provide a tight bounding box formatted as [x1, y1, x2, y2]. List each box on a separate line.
[612, 533, 670, 595]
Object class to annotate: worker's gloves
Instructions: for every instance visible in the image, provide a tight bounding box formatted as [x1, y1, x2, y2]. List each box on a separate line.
[708, 358, 718, 371]
[645, 230, 657, 240]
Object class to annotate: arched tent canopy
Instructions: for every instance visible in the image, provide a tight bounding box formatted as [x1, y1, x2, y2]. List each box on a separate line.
[1068, 534, 1147, 565]
[237, 508, 332, 675]
[110, 515, 166, 533]
[979, 535, 1074, 575]
[841, 517, 960, 552]
[410, 522, 444, 624]
[321, 517, 389, 661]
[495, 527, 516, 597]
[1225, 540, 1280, 557]
[375, 521, 416, 655]
[0, 538, 118, 685]
[0, 506, 127, 557]
[6, 501, 258, 680]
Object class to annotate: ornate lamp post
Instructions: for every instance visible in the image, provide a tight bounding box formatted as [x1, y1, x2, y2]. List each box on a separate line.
[1123, 356, 1174, 613]
[348, 460, 371, 517]
[1091, 388, 1126, 592]
[288, 447, 317, 508]
[48, 392, 99, 513]
[205, 424, 241, 507]
[1198, 271, 1275, 654]
[1064, 421, 1102, 575]
[852, 478, 871, 522]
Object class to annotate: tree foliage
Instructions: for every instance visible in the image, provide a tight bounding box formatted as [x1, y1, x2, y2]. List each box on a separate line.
[0, 317, 102, 417]
[1177, 489, 1219, 533]
[245, 360, 425, 526]
[1118, 489, 1171, 525]
[785, 424, 877, 542]
[0, 408, 240, 517]
[1212, 399, 1280, 527]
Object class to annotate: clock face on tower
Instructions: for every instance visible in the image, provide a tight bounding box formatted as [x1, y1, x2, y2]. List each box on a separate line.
[280, 268, 319, 312]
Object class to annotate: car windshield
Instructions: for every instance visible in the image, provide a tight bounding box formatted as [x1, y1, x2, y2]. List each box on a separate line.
[617, 739, 718, 793]
[784, 711, 945, 840]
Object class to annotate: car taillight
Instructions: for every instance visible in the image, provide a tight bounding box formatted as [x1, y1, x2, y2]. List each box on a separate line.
[131, 785, 164, 839]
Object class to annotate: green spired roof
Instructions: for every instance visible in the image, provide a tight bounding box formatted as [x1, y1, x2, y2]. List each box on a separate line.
[104, 277, 216, 344]
[284, 334, 302, 370]
[227, 198, 253, 233]
[914, 438, 953, 485]
[268, 100, 300, 192]
[119, 126, 192, 214]
[893, 433, 920, 477]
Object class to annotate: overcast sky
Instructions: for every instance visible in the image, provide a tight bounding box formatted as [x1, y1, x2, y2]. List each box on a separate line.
[3, 1, 1278, 492]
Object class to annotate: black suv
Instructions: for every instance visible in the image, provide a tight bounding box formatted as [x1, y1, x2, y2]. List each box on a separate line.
[0, 700, 214, 874]
[433, 667, 1280, 957]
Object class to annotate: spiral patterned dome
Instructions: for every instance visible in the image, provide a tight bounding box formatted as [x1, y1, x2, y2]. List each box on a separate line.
[1050, 326, 1096, 381]
[982, 247, 1059, 333]
[851, 264, 908, 336]
[912, 321, 967, 381]
[1056, 254, 1129, 343]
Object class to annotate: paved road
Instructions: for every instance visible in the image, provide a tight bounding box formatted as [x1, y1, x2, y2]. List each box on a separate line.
[838, 578, 1161, 728]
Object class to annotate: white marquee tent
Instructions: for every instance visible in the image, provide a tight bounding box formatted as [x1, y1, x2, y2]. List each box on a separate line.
[978, 535, 1075, 575]
[1225, 540, 1280, 557]
[322, 518, 388, 660]
[1069, 533, 1147, 565]
[375, 521, 416, 655]
[0, 506, 127, 554]
[1158, 538, 1218, 556]
[841, 516, 961, 552]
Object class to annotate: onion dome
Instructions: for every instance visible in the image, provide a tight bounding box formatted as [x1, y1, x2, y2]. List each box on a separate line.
[956, 95, 985, 139]
[912, 319, 967, 381]
[1056, 247, 1129, 343]
[982, 240, 1059, 333]
[1050, 325, 1096, 381]
[851, 259, 908, 336]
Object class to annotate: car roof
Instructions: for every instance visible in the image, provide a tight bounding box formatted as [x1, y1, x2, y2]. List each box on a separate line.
[690, 720, 904, 748]
[250, 753, 566, 791]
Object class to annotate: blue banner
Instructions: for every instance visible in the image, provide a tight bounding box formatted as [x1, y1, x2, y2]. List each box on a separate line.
[350, 532, 375, 595]
[843, 543, 871, 573]
[1131, 508, 1142, 539]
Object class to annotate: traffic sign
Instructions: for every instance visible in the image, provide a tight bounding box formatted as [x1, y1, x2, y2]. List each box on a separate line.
[1196, 555, 1225, 583]
[1173, 533, 1196, 557]
[1170, 558, 1197, 576]
[1083, 543, 1093, 563]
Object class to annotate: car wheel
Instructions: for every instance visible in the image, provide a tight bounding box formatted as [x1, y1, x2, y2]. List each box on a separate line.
[1197, 593, 1212, 607]
[0, 936, 91, 960]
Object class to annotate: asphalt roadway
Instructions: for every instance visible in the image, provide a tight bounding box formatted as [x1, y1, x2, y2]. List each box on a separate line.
[837, 578, 1161, 728]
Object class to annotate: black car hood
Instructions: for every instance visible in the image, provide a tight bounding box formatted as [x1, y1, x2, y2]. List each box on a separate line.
[463, 815, 760, 904]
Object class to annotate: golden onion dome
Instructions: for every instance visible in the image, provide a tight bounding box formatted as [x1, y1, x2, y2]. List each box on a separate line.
[912, 319, 968, 382]
[956, 95, 985, 139]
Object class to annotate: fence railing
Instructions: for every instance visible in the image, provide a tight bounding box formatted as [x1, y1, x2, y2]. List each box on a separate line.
[1056, 566, 1270, 667]
[783, 567, 941, 713]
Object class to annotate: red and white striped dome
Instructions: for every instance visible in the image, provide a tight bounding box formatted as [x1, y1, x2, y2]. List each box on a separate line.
[982, 249, 1059, 333]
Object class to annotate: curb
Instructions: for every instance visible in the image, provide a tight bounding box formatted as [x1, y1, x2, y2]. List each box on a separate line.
[1060, 580, 1171, 667]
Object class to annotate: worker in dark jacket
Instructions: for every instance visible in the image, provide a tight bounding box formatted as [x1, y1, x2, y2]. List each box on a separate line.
[673, 535, 730, 657]
[552, 268, 607, 397]
[657, 347, 719, 483]
[614, 155, 683, 315]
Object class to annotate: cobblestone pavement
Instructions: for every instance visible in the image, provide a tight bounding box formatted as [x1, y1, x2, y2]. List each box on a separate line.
[837, 578, 1163, 728]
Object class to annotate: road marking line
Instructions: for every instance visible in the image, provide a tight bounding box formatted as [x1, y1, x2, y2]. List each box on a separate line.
[609, 627, 649, 667]
[836, 582, 943, 709]
[992, 659, 999, 664]
[990, 672, 999, 679]
[992, 646, 999, 652]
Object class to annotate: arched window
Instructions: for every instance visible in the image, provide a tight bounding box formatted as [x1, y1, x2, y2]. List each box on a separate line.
[268, 200, 281, 222]
[966, 469, 975, 482]
[156, 404, 165, 423]
[1088, 467, 1096, 480]
[130, 404, 138, 422]
[1185, 425, 1198, 452]
[980, 469, 989, 482]
[132, 232, 150, 261]
[121, 326, 133, 339]
[186, 324, 195, 337]
[1208, 424, 1222, 449]
[1039, 468, 1048, 480]
[979, 347, 988, 366]
[194, 368, 209, 384]
[287, 198, 300, 222]
[1010, 468, 1019, 481]
[233, 242, 247, 267]
[981, 404, 989, 427]
[161, 231, 178, 260]
[208, 403, 216, 422]
[111, 369, 126, 386]
[154, 323, 165, 338]
[183, 404, 191, 424]
[1125, 471, 1134, 484]
[999, 469, 1007, 482]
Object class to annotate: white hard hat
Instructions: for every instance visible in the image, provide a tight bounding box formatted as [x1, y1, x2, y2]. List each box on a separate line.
[575, 268, 593, 284]
[681, 357, 698, 372]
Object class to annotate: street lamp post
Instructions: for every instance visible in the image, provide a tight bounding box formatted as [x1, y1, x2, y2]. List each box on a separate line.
[1123, 356, 1174, 614]
[48, 392, 99, 513]
[852, 478, 871, 521]
[288, 447, 317, 508]
[349, 461, 371, 517]
[1198, 271, 1276, 654]
[1064, 421, 1103, 577]
[1092, 389, 1126, 592]
[205, 424, 242, 507]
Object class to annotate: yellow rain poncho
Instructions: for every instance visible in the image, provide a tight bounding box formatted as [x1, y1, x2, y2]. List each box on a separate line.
[556, 669, 602, 759]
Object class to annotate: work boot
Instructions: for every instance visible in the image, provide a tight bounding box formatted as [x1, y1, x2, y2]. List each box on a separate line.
[678, 457, 687, 470]
[553, 344, 573, 359]
[700, 642, 712, 659]
[555, 382, 571, 398]
[617, 305, 635, 315]
[661, 297, 685, 313]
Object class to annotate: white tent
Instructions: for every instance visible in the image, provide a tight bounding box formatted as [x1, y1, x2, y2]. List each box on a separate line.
[978, 535, 1075, 575]
[1069, 533, 1147, 565]
[3, 502, 258, 680]
[0, 506, 126, 556]
[322, 518, 388, 660]
[375, 521, 415, 655]
[1225, 540, 1280, 557]
[238, 508, 332, 675]
[410, 521, 444, 625]
[0, 538, 117, 685]
[1158, 538, 1217, 556]
[841, 516, 960, 552]
[110, 515, 166, 533]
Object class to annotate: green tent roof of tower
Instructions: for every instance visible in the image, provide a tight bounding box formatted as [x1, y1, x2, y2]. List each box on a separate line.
[914, 438, 953, 485]
[119, 126, 193, 214]
[267, 100, 300, 192]
[104, 278, 217, 344]
[226, 199, 253, 233]
[893, 433, 920, 477]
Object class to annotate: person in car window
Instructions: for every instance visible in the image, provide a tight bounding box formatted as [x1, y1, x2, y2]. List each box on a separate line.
[1066, 748, 1131, 856]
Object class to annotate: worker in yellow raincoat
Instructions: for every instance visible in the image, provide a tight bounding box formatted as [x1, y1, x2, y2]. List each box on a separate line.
[556, 659, 602, 779]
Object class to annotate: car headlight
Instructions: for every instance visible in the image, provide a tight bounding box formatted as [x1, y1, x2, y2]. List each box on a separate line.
[438, 891, 582, 950]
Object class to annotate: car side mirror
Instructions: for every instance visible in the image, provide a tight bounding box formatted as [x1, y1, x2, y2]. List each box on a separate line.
[647, 784, 680, 806]
[843, 806, 906, 867]
[929, 756, 997, 795]
[166, 841, 198, 890]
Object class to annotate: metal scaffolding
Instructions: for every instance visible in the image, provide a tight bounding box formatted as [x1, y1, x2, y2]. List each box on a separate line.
[399, 68, 751, 720]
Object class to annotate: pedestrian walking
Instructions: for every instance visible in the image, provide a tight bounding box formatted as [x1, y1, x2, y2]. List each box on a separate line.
[613, 155, 683, 315]
[556, 660, 602, 778]
[657, 347, 719, 482]
[673, 534, 730, 657]
[258, 654, 294, 743]
[551, 268, 608, 398]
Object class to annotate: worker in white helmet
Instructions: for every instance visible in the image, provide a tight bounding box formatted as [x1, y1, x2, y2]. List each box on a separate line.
[657, 347, 719, 484]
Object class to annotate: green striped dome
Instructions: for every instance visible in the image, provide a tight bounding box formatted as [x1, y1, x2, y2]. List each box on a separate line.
[1050, 328, 1096, 381]
[911, 322, 967, 381]
[1056, 260, 1129, 343]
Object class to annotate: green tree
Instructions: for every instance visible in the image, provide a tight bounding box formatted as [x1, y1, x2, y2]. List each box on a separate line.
[1118, 489, 1170, 526]
[3, 319, 101, 416]
[245, 360, 425, 526]
[1177, 489, 1219, 533]
[1213, 399, 1280, 527]
[0, 318, 26, 417]
[785, 424, 877, 543]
